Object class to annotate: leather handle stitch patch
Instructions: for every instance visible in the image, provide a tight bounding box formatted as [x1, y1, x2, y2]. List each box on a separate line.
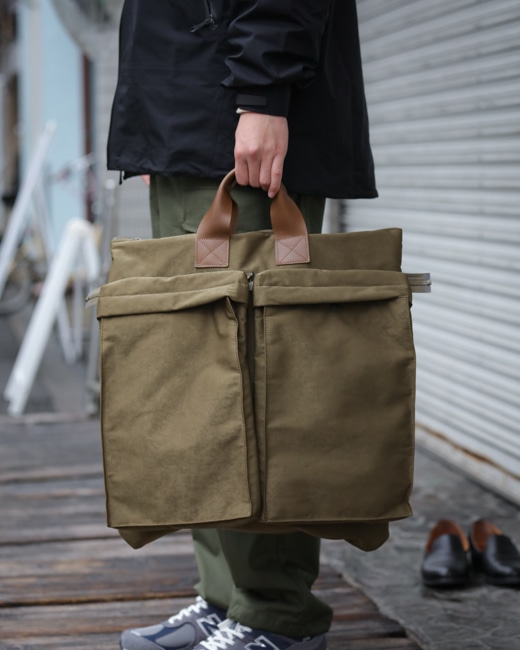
[195, 238, 230, 268]
[275, 235, 310, 265]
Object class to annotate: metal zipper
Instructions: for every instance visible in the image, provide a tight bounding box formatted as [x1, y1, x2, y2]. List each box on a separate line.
[246, 271, 254, 291]
[191, 0, 217, 32]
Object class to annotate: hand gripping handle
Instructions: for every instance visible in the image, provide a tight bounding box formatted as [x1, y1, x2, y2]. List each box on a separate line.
[195, 170, 310, 268]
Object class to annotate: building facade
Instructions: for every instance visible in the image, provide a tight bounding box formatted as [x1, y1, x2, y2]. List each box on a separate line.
[1, 0, 87, 240]
[51, 0, 150, 240]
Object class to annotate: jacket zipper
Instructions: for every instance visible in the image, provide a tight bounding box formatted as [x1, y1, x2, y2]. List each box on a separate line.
[191, 1, 217, 32]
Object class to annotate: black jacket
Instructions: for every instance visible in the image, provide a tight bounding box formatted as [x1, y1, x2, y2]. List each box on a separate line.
[107, 0, 377, 199]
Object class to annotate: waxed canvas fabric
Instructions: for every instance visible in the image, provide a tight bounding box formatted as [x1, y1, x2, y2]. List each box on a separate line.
[96, 226, 416, 551]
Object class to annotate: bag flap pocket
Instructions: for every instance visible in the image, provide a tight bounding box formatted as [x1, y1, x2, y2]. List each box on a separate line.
[253, 269, 411, 306]
[97, 270, 249, 318]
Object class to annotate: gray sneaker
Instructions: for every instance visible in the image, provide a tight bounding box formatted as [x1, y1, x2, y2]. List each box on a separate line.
[195, 619, 327, 650]
[120, 596, 227, 650]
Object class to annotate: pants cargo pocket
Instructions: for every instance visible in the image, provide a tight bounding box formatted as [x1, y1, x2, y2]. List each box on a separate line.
[252, 269, 416, 525]
[96, 271, 259, 530]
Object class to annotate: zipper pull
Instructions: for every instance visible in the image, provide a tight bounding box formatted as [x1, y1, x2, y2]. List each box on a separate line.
[246, 272, 254, 291]
[406, 273, 432, 293]
[190, 16, 217, 32]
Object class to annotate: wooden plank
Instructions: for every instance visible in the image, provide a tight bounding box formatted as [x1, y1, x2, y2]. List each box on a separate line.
[0, 535, 194, 567]
[0, 537, 198, 606]
[0, 541, 420, 642]
[0, 586, 381, 636]
[0, 420, 102, 472]
[0, 634, 119, 649]
[0, 419, 421, 650]
[0, 636, 420, 650]
[0, 636, 421, 650]
[0, 545, 420, 644]
[0, 537, 338, 574]
[0, 594, 418, 648]
[0, 523, 116, 545]
[0, 477, 105, 509]
[0, 476, 110, 544]
[0, 464, 102, 483]
[0, 541, 345, 606]
[0, 568, 197, 606]
[0, 598, 195, 638]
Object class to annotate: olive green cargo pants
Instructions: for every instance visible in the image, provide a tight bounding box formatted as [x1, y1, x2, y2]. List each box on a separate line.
[149, 175, 332, 637]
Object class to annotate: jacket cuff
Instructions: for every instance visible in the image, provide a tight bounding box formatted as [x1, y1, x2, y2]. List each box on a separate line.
[235, 85, 292, 117]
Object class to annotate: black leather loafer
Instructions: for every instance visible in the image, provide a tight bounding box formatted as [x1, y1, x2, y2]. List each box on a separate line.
[421, 519, 471, 588]
[469, 519, 520, 587]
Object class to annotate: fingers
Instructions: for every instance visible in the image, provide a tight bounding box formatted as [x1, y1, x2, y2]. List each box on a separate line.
[267, 156, 284, 198]
[234, 113, 288, 198]
[235, 156, 283, 198]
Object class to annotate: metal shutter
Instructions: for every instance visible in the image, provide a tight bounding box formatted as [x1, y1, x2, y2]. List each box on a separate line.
[344, 0, 520, 502]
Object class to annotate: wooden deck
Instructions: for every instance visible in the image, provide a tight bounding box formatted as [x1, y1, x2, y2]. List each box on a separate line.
[0, 418, 421, 649]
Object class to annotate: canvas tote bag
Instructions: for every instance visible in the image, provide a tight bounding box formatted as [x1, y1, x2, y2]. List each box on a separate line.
[91, 171, 430, 550]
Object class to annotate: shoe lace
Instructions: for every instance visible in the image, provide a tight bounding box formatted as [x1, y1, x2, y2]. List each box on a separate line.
[167, 596, 208, 624]
[200, 620, 252, 650]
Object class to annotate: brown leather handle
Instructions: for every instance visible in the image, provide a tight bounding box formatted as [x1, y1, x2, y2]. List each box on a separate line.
[195, 170, 310, 268]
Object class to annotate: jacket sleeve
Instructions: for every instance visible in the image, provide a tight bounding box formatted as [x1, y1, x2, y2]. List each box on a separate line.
[222, 0, 334, 116]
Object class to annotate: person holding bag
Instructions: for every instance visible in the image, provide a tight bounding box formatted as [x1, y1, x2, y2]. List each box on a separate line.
[107, 2, 379, 649]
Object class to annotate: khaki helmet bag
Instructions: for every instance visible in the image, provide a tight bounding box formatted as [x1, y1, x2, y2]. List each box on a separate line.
[91, 171, 430, 551]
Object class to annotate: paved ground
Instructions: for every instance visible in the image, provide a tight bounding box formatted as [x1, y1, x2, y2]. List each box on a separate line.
[1, 301, 520, 649]
[323, 451, 520, 650]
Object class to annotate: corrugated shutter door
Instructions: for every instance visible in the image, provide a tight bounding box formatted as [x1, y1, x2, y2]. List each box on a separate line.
[344, 0, 520, 501]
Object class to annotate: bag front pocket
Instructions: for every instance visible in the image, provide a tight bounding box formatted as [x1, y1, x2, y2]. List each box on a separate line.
[252, 269, 416, 525]
[96, 271, 259, 530]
